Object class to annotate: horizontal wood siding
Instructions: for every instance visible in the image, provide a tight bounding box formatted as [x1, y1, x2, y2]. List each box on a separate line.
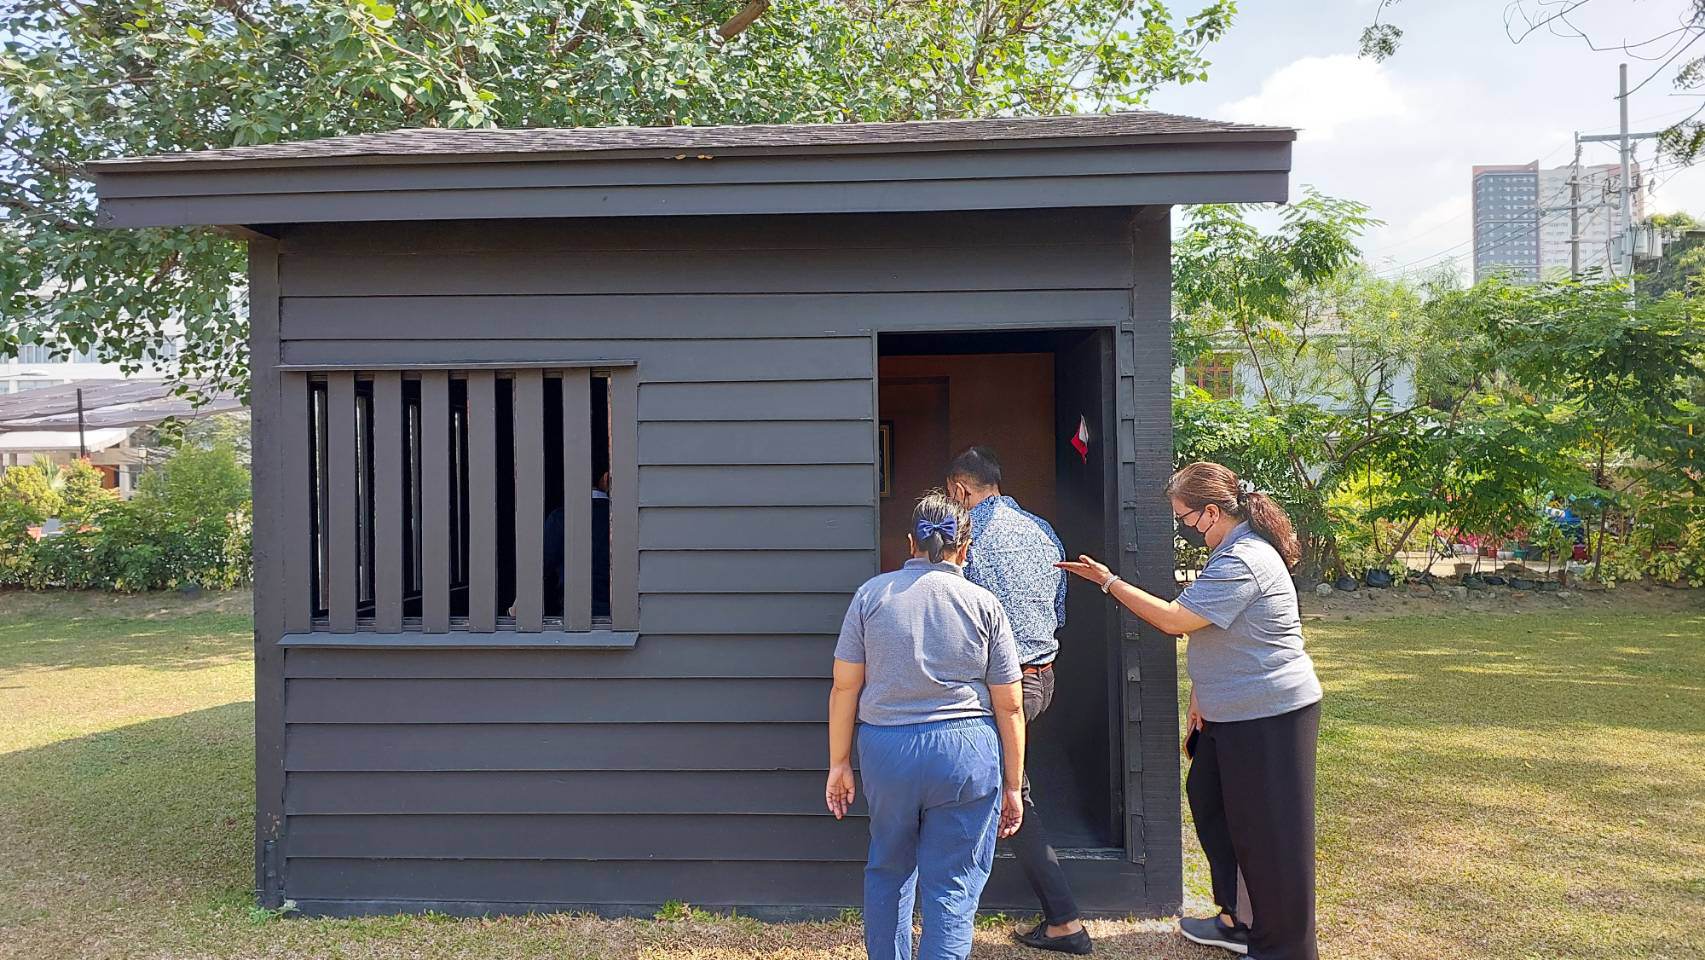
[286, 770, 861, 815]
[286, 678, 828, 723]
[272, 209, 1147, 915]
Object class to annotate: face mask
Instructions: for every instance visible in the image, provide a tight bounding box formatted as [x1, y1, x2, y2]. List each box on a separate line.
[1176, 510, 1210, 548]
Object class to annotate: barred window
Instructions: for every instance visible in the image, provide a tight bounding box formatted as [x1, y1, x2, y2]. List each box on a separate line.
[294, 366, 636, 636]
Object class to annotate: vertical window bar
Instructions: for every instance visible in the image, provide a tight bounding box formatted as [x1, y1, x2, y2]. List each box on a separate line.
[466, 371, 498, 632]
[372, 372, 404, 632]
[561, 369, 593, 631]
[512, 370, 545, 631]
[313, 382, 330, 617]
[325, 373, 358, 633]
[420, 372, 452, 632]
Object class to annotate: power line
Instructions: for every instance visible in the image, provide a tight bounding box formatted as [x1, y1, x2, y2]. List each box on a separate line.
[1373, 175, 1581, 277]
[1375, 205, 1577, 278]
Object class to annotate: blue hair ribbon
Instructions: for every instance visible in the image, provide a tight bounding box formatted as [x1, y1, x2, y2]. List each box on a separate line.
[915, 517, 957, 542]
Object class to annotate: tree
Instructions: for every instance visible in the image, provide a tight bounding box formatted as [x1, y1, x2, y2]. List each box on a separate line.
[1639, 212, 1705, 298]
[1, 0, 1235, 395]
[1172, 191, 1385, 576]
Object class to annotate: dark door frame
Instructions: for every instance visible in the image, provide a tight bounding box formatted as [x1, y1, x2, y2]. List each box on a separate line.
[874, 324, 1125, 851]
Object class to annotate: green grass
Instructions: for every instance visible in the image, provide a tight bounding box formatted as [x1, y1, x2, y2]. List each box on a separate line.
[0, 589, 1701, 959]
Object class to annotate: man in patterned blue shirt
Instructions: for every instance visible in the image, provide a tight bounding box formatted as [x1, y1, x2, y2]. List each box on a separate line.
[946, 446, 1089, 955]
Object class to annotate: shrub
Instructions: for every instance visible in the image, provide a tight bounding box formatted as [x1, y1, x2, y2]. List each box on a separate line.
[0, 445, 252, 591]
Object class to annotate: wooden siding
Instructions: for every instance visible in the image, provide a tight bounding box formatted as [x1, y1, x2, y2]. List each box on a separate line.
[266, 207, 1164, 916]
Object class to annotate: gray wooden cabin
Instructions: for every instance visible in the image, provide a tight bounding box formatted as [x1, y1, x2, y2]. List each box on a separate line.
[90, 112, 1293, 919]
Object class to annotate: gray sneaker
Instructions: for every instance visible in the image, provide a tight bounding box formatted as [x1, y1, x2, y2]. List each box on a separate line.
[1178, 916, 1249, 955]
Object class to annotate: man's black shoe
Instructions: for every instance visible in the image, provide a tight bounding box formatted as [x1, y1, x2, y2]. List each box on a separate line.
[1015, 920, 1093, 955]
[1178, 915, 1249, 955]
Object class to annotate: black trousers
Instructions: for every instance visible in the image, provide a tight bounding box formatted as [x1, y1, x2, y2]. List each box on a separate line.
[1008, 667, 1082, 925]
[1186, 701, 1320, 960]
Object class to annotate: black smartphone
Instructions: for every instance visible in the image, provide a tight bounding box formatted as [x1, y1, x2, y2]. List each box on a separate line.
[1183, 725, 1200, 760]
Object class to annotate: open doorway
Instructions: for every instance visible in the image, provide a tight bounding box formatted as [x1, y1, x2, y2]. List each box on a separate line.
[878, 329, 1121, 851]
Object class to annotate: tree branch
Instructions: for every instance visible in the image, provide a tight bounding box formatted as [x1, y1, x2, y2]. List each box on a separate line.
[0, 193, 80, 231]
[716, 0, 770, 41]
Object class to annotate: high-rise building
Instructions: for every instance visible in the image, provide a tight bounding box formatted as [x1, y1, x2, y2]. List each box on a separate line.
[1472, 163, 1540, 283]
[1472, 160, 1640, 283]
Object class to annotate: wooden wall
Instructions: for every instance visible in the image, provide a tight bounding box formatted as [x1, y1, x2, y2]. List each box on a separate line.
[249, 206, 1179, 917]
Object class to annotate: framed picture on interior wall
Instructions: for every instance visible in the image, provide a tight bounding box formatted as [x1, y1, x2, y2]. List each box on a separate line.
[878, 420, 893, 498]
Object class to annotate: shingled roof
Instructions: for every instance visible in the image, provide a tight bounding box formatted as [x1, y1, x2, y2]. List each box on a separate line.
[88, 111, 1294, 171]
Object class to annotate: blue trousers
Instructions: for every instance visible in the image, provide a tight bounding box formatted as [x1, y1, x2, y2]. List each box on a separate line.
[857, 717, 1003, 960]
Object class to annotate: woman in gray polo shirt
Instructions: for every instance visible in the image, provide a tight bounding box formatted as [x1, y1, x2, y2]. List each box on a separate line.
[1058, 461, 1322, 960]
[826, 490, 1027, 960]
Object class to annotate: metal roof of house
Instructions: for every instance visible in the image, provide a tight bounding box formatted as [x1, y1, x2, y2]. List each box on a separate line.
[0, 380, 242, 432]
[88, 112, 1293, 171]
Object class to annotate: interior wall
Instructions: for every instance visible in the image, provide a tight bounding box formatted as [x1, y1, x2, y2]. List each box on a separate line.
[876, 353, 1055, 572]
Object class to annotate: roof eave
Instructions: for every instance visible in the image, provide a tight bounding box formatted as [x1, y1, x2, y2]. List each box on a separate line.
[85, 127, 1297, 175]
[94, 134, 1294, 230]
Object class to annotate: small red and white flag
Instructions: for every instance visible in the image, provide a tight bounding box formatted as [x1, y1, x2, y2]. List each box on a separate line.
[1070, 415, 1090, 463]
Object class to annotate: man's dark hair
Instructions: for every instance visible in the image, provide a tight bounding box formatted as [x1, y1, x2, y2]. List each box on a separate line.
[946, 445, 1002, 489]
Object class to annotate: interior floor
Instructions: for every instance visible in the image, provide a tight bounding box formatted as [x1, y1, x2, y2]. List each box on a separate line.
[878, 330, 1119, 851]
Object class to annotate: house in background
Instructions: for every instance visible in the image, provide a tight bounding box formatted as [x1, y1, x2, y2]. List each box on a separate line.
[0, 380, 242, 495]
[91, 111, 1294, 920]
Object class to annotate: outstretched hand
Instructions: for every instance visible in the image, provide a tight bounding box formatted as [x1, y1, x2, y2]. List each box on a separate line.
[1056, 554, 1114, 586]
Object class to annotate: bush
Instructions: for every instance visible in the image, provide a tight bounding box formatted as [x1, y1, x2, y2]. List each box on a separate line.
[1597, 520, 1705, 588]
[0, 445, 252, 591]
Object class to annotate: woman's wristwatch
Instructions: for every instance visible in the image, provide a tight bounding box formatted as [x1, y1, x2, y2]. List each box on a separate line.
[1100, 573, 1123, 594]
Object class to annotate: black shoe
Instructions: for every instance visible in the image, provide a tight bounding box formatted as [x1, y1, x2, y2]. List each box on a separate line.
[1178, 915, 1249, 955]
[1015, 920, 1093, 955]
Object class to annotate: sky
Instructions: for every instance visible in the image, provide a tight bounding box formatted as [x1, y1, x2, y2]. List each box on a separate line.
[1149, 0, 1705, 279]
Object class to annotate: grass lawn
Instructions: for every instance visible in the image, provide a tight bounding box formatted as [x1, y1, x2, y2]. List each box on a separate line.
[1, 589, 1701, 959]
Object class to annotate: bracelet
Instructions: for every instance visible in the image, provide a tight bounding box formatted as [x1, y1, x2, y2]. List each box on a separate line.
[1100, 574, 1123, 594]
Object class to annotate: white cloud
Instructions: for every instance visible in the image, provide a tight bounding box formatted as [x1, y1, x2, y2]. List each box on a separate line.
[1216, 55, 1403, 141]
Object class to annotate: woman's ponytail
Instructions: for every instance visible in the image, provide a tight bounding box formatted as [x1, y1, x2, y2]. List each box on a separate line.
[1241, 491, 1302, 570]
[1166, 461, 1303, 571]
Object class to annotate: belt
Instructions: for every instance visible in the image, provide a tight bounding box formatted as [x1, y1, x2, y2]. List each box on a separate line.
[1021, 662, 1054, 675]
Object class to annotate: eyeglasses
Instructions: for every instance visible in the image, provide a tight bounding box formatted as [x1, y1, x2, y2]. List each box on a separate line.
[1174, 508, 1203, 528]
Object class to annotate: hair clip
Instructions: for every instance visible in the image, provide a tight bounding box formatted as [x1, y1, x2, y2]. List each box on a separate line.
[915, 517, 957, 541]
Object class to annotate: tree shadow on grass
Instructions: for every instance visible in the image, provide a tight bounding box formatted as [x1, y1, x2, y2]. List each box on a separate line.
[0, 700, 254, 906]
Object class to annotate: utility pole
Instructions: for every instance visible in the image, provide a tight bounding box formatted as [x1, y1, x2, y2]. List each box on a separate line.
[1618, 62, 1635, 279]
[1576, 63, 1662, 280]
[75, 387, 87, 459]
[1569, 133, 1582, 279]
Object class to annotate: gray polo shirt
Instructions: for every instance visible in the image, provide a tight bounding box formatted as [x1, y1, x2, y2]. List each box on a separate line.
[1176, 523, 1322, 723]
[833, 558, 1022, 727]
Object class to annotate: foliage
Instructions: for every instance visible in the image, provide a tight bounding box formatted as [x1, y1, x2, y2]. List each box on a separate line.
[1639, 212, 1705, 300]
[1172, 192, 1390, 576]
[1173, 198, 1705, 581]
[1597, 520, 1705, 587]
[0, 461, 63, 525]
[0, 445, 251, 590]
[1, 0, 1235, 396]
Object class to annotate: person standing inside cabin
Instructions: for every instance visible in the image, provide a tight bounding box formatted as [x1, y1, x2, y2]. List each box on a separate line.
[826, 491, 1026, 960]
[1057, 461, 1322, 960]
[944, 446, 1089, 955]
[541, 469, 612, 619]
